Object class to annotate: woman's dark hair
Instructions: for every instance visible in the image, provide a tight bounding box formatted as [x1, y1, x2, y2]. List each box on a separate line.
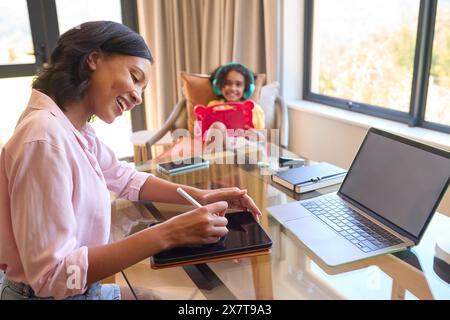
[32, 21, 153, 110]
[210, 63, 256, 100]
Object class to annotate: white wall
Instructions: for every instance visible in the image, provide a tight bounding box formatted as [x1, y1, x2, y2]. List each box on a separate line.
[280, 0, 304, 101]
[288, 109, 367, 167]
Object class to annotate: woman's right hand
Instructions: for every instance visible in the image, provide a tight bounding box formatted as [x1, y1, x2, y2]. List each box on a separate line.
[161, 201, 229, 248]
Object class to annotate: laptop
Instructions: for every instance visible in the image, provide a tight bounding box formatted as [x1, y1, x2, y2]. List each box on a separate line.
[267, 128, 450, 266]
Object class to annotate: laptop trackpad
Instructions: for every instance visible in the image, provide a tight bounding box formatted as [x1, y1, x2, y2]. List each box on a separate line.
[285, 216, 338, 243]
[267, 201, 313, 223]
[285, 216, 364, 266]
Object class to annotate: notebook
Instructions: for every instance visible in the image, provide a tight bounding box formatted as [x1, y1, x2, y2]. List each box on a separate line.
[151, 211, 272, 269]
[272, 162, 347, 193]
[267, 128, 450, 266]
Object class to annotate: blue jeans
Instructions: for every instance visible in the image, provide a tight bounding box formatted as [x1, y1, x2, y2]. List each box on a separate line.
[0, 274, 120, 300]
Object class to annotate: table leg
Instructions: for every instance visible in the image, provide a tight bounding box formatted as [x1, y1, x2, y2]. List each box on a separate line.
[251, 254, 274, 300]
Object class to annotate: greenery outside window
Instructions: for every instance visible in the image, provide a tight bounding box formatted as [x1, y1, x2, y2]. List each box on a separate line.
[304, 0, 450, 134]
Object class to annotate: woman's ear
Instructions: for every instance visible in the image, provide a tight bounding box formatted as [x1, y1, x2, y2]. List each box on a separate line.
[86, 49, 104, 71]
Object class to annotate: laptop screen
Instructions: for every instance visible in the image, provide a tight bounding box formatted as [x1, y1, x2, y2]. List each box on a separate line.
[339, 129, 450, 239]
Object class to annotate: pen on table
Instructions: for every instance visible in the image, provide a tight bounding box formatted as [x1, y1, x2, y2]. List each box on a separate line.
[176, 187, 202, 208]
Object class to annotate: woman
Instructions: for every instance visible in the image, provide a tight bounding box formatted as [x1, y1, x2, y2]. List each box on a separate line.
[0, 21, 261, 300]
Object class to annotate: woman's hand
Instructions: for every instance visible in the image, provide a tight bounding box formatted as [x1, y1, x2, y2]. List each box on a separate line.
[187, 186, 262, 217]
[162, 201, 229, 247]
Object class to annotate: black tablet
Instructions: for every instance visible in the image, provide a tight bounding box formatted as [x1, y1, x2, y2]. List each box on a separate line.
[151, 211, 272, 266]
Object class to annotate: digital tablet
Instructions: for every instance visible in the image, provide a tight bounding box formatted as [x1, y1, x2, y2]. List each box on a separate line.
[151, 211, 272, 267]
[156, 157, 209, 175]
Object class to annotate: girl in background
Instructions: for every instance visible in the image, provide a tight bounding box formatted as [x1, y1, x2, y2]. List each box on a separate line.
[200, 62, 265, 147]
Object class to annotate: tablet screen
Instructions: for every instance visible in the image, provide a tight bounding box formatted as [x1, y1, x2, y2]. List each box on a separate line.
[152, 211, 272, 266]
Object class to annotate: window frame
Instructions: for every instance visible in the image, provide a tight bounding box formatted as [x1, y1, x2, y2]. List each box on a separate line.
[120, 0, 147, 132]
[303, 0, 449, 134]
[0, 0, 59, 78]
[0, 0, 146, 132]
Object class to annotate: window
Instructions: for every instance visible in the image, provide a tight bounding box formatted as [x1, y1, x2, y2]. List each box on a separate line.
[0, 1, 35, 65]
[0, 0, 144, 158]
[0, 76, 33, 145]
[55, 0, 136, 159]
[55, 0, 122, 33]
[304, 0, 450, 134]
[425, 0, 450, 127]
[0, 0, 51, 146]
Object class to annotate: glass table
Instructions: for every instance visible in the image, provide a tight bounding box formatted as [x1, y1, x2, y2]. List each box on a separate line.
[110, 140, 450, 300]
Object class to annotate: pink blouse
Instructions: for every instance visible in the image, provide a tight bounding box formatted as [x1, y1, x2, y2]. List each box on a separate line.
[0, 90, 151, 299]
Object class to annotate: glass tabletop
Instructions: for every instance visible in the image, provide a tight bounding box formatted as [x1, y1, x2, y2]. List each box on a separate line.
[111, 141, 450, 300]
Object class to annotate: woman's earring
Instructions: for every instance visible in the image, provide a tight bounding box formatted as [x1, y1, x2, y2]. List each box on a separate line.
[88, 115, 96, 123]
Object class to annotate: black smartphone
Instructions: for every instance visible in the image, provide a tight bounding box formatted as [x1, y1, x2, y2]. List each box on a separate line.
[151, 211, 272, 267]
[156, 157, 209, 175]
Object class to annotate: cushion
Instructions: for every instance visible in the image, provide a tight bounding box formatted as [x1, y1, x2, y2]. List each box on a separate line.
[258, 81, 280, 129]
[181, 71, 266, 134]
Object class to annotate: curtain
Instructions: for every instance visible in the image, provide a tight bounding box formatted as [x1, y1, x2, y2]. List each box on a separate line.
[137, 0, 280, 130]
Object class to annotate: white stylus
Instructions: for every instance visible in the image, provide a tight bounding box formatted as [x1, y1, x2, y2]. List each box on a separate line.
[177, 187, 202, 208]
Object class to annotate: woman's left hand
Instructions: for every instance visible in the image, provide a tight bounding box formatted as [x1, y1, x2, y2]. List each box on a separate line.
[190, 187, 262, 217]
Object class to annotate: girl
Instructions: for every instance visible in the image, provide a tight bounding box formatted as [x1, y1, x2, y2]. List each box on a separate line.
[199, 62, 264, 148]
[199, 62, 264, 149]
[202, 63, 265, 146]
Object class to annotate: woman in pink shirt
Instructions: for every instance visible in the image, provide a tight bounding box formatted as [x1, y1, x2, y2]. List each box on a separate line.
[0, 21, 261, 300]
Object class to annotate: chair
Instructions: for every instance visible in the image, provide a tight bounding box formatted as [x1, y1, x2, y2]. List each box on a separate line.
[142, 72, 289, 160]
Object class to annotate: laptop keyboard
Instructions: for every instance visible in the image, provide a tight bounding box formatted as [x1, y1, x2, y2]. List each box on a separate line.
[302, 197, 403, 253]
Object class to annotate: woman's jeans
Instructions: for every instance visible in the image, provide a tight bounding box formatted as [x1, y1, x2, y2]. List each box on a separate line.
[0, 273, 120, 300]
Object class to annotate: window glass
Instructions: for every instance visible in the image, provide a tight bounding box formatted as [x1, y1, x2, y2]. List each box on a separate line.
[425, 0, 450, 126]
[56, 0, 122, 33]
[56, 0, 134, 159]
[0, 1, 35, 64]
[0, 77, 33, 146]
[311, 0, 420, 113]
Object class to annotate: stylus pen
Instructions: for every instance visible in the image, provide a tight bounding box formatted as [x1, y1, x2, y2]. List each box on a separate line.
[177, 187, 202, 208]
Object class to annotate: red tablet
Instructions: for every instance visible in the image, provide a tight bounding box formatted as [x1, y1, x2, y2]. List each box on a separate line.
[194, 100, 255, 139]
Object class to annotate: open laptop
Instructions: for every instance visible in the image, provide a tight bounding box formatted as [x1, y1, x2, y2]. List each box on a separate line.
[267, 128, 450, 266]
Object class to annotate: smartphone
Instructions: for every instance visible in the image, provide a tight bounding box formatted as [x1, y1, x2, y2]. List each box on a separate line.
[156, 157, 209, 175]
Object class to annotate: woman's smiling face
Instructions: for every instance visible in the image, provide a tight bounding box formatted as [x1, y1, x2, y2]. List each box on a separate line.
[84, 52, 151, 123]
